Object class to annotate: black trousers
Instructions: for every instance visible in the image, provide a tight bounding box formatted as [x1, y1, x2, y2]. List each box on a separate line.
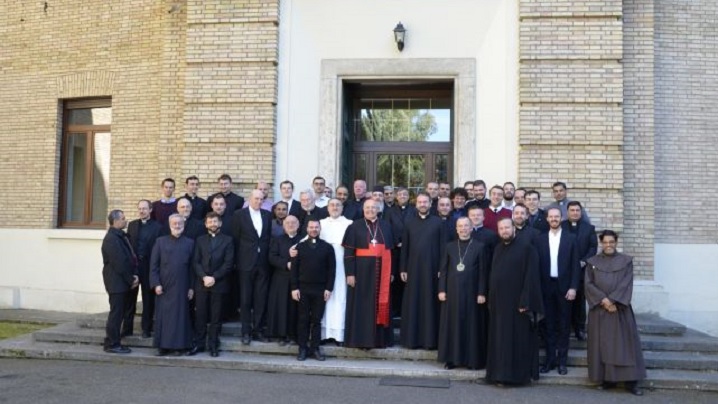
[124, 258, 155, 335]
[543, 279, 571, 364]
[240, 266, 270, 336]
[297, 285, 326, 351]
[571, 280, 587, 333]
[106, 291, 131, 348]
[194, 288, 225, 350]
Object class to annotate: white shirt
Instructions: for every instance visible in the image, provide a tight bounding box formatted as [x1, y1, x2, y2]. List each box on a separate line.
[549, 228, 562, 278]
[249, 207, 263, 237]
[315, 195, 329, 208]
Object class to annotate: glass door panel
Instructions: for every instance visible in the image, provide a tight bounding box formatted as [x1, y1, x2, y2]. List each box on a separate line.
[376, 154, 426, 196]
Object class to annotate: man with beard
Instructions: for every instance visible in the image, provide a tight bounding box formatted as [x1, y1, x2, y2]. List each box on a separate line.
[438, 182, 451, 199]
[399, 193, 445, 350]
[466, 179, 490, 209]
[525, 190, 549, 233]
[513, 203, 540, 249]
[342, 199, 395, 348]
[483, 185, 512, 232]
[436, 196, 456, 242]
[150, 214, 195, 356]
[184, 176, 208, 221]
[502, 182, 516, 210]
[335, 185, 350, 205]
[267, 215, 302, 345]
[320, 199, 353, 345]
[537, 207, 581, 375]
[343, 180, 367, 220]
[126, 200, 161, 339]
[190, 212, 234, 357]
[233, 189, 273, 345]
[485, 218, 544, 386]
[383, 186, 396, 209]
[279, 180, 302, 218]
[438, 217, 488, 370]
[101, 210, 139, 354]
[291, 219, 336, 361]
[562, 201, 597, 341]
[208, 174, 244, 214]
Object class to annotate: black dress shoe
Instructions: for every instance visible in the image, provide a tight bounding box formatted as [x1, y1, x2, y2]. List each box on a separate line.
[596, 382, 617, 390]
[241, 334, 251, 345]
[141, 331, 152, 339]
[278, 338, 289, 346]
[169, 350, 183, 357]
[253, 332, 268, 342]
[539, 362, 556, 374]
[575, 330, 586, 341]
[155, 349, 170, 357]
[444, 363, 455, 370]
[210, 350, 219, 357]
[626, 382, 644, 396]
[297, 349, 307, 361]
[104, 346, 131, 354]
[310, 349, 326, 361]
[558, 364, 568, 375]
[186, 346, 203, 356]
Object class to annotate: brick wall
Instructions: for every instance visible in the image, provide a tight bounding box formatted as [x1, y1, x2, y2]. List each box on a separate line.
[655, 0, 718, 243]
[518, 0, 625, 233]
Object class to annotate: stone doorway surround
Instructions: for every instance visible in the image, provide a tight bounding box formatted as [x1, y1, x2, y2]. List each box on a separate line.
[318, 58, 476, 188]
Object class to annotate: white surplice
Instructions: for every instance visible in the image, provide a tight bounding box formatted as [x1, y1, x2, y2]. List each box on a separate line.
[319, 215, 353, 341]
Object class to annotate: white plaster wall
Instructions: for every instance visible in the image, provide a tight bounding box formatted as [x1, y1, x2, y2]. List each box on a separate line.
[0, 229, 107, 313]
[275, 0, 519, 194]
[655, 244, 718, 336]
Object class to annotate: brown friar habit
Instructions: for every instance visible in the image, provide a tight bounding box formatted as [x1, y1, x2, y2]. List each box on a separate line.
[437, 238, 489, 369]
[585, 252, 646, 383]
[485, 236, 544, 385]
[342, 217, 394, 348]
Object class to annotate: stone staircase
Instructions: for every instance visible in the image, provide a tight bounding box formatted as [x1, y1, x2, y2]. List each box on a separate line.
[1, 313, 717, 391]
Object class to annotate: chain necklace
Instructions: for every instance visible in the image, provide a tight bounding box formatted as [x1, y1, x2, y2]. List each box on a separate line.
[365, 219, 379, 246]
[456, 238, 473, 271]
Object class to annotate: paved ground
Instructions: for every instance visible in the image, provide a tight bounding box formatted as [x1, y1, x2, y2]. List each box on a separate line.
[1, 358, 716, 404]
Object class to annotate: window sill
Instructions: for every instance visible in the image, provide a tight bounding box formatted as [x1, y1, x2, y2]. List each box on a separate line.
[46, 229, 105, 240]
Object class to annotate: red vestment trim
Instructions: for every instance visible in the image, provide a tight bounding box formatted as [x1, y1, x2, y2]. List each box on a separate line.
[355, 243, 392, 327]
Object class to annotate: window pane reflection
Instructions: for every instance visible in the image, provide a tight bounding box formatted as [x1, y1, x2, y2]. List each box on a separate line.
[65, 134, 87, 222]
[376, 154, 425, 196]
[357, 99, 450, 142]
[91, 132, 111, 223]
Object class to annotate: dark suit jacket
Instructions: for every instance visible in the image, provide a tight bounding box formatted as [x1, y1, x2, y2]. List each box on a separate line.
[529, 208, 550, 233]
[285, 199, 302, 218]
[232, 207, 272, 271]
[101, 228, 136, 294]
[193, 233, 235, 293]
[537, 230, 581, 294]
[562, 221, 597, 281]
[126, 219, 161, 260]
[343, 199, 365, 221]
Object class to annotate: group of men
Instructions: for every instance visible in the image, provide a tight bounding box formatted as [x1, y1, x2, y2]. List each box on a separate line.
[101, 175, 599, 385]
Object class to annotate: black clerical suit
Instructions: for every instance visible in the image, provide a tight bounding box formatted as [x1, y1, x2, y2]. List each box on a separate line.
[562, 220, 597, 337]
[291, 237, 336, 353]
[126, 218, 161, 336]
[184, 194, 208, 222]
[193, 232, 234, 353]
[537, 229, 581, 370]
[343, 199, 365, 221]
[101, 227, 137, 349]
[528, 208, 549, 233]
[232, 207, 272, 339]
[298, 206, 329, 230]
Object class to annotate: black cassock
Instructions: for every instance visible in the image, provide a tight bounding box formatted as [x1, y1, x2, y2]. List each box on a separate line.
[438, 238, 489, 369]
[485, 237, 544, 385]
[150, 235, 195, 350]
[400, 215, 445, 349]
[266, 232, 302, 340]
[342, 218, 395, 348]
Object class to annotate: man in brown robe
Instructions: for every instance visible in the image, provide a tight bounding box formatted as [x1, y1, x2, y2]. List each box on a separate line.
[585, 229, 646, 396]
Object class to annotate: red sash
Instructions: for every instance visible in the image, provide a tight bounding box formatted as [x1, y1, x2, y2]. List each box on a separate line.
[356, 243, 392, 327]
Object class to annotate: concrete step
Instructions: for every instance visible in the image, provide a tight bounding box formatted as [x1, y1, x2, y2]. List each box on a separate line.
[635, 313, 687, 336]
[2, 334, 718, 392]
[76, 316, 718, 354]
[33, 323, 718, 371]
